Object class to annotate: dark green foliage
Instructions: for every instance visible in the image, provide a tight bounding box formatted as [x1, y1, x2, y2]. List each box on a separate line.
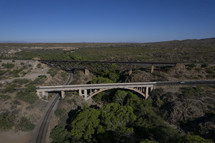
[113, 90, 128, 105]
[50, 88, 214, 142]
[32, 75, 47, 84]
[140, 139, 158, 143]
[0, 70, 6, 76]
[12, 78, 30, 85]
[11, 68, 24, 77]
[18, 117, 35, 131]
[3, 84, 16, 93]
[91, 76, 113, 84]
[99, 103, 136, 136]
[37, 63, 41, 68]
[25, 83, 36, 92]
[177, 135, 210, 143]
[69, 103, 136, 142]
[50, 126, 71, 143]
[2, 63, 15, 69]
[16, 84, 37, 104]
[16, 91, 37, 104]
[0, 94, 11, 101]
[15, 49, 68, 60]
[180, 86, 204, 97]
[70, 108, 100, 142]
[48, 68, 58, 77]
[92, 68, 120, 83]
[0, 113, 15, 129]
[69, 53, 85, 60]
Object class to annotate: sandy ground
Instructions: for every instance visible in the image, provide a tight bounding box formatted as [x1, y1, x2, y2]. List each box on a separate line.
[0, 131, 32, 143]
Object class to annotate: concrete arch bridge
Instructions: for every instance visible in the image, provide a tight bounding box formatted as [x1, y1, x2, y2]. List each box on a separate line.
[36, 82, 155, 100]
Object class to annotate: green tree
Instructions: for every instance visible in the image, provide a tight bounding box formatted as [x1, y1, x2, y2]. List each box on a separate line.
[140, 139, 158, 143]
[100, 103, 136, 136]
[113, 90, 128, 105]
[50, 126, 71, 143]
[70, 108, 100, 142]
[177, 135, 211, 143]
[91, 76, 113, 84]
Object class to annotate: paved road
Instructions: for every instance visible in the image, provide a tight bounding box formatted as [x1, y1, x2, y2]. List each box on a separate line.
[155, 80, 215, 86]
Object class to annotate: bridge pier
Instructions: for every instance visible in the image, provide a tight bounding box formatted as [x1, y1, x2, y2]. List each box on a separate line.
[61, 91, 66, 99]
[84, 69, 90, 75]
[79, 89, 88, 100]
[151, 65, 155, 73]
[37, 91, 48, 99]
[128, 69, 132, 75]
[145, 87, 149, 99]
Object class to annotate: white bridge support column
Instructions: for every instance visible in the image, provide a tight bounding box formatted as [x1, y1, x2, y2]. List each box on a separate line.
[145, 87, 149, 99]
[79, 89, 88, 100]
[61, 91, 66, 99]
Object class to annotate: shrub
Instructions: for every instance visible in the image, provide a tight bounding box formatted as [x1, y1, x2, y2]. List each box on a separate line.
[16, 85, 38, 104]
[12, 79, 30, 85]
[91, 76, 113, 84]
[37, 63, 41, 68]
[32, 75, 47, 84]
[0, 70, 6, 76]
[16, 92, 38, 104]
[0, 113, 15, 129]
[2, 63, 15, 69]
[0, 94, 11, 101]
[18, 117, 35, 131]
[48, 68, 58, 77]
[3, 84, 16, 93]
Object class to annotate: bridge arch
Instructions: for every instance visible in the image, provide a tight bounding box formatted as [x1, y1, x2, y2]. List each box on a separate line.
[87, 87, 146, 100]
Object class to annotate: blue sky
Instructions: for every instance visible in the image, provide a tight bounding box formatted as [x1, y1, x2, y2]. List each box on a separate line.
[0, 0, 215, 42]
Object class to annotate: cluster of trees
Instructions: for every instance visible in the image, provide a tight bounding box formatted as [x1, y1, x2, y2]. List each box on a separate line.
[50, 90, 211, 143]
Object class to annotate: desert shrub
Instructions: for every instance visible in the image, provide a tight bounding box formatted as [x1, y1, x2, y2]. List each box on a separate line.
[0, 94, 11, 101]
[0, 70, 6, 76]
[0, 113, 15, 129]
[32, 75, 47, 84]
[12, 100, 21, 105]
[18, 117, 35, 131]
[37, 63, 41, 68]
[206, 67, 215, 74]
[180, 86, 204, 97]
[16, 84, 37, 104]
[48, 68, 58, 77]
[3, 84, 16, 93]
[12, 78, 30, 85]
[16, 91, 38, 104]
[2, 63, 15, 69]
